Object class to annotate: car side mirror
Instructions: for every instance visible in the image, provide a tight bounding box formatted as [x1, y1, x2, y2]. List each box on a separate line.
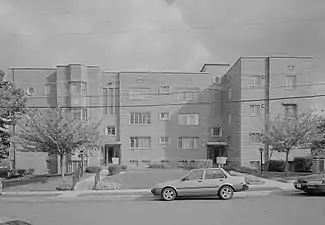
[181, 177, 189, 181]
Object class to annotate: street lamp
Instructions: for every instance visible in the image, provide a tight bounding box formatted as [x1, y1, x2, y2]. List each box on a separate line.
[259, 147, 264, 174]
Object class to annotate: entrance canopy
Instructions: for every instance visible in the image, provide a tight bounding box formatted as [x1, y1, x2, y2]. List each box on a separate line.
[206, 141, 228, 146]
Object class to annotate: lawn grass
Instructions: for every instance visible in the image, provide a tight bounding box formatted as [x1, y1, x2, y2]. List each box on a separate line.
[102, 168, 188, 189]
[3, 172, 93, 192]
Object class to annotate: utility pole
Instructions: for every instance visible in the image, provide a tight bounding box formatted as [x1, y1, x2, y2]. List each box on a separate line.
[264, 57, 270, 169]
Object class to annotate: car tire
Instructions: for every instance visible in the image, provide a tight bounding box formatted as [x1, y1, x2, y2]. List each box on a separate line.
[161, 187, 177, 201]
[218, 185, 234, 200]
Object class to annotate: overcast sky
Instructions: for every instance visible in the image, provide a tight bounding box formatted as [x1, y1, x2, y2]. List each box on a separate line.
[0, 0, 324, 105]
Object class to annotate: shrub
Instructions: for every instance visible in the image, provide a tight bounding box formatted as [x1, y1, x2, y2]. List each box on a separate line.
[93, 181, 121, 190]
[148, 162, 164, 169]
[0, 168, 10, 178]
[293, 157, 313, 172]
[85, 166, 102, 173]
[26, 168, 35, 176]
[223, 165, 259, 174]
[108, 165, 121, 175]
[56, 183, 74, 191]
[17, 169, 26, 177]
[268, 160, 285, 172]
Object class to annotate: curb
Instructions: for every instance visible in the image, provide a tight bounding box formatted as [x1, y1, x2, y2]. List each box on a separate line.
[1, 186, 295, 198]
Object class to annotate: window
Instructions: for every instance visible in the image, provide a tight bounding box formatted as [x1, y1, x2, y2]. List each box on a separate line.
[205, 169, 226, 179]
[285, 75, 296, 89]
[251, 76, 261, 87]
[105, 126, 116, 136]
[179, 137, 199, 149]
[228, 113, 232, 125]
[26, 87, 35, 96]
[185, 170, 203, 181]
[159, 136, 170, 144]
[159, 112, 170, 120]
[130, 137, 151, 150]
[103, 88, 108, 115]
[81, 82, 87, 95]
[130, 112, 151, 125]
[228, 88, 232, 99]
[159, 85, 171, 94]
[70, 82, 87, 95]
[284, 104, 297, 118]
[71, 109, 87, 121]
[178, 113, 199, 125]
[178, 89, 198, 101]
[44, 84, 52, 95]
[250, 105, 261, 117]
[250, 132, 262, 143]
[82, 109, 87, 121]
[108, 88, 114, 114]
[129, 88, 151, 100]
[211, 126, 222, 137]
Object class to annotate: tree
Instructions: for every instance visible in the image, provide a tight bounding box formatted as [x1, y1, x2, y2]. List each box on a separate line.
[0, 70, 26, 161]
[13, 107, 103, 183]
[261, 110, 322, 177]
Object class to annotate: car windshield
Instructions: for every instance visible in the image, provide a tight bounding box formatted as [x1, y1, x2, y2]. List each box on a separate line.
[182, 170, 204, 181]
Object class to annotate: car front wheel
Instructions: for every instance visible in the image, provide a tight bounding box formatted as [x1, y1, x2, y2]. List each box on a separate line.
[161, 187, 177, 201]
[218, 185, 234, 200]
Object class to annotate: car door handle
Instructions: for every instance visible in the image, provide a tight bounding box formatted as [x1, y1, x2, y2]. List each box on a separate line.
[219, 179, 224, 182]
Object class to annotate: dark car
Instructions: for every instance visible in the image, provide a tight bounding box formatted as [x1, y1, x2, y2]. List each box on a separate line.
[294, 174, 325, 194]
[0, 215, 32, 225]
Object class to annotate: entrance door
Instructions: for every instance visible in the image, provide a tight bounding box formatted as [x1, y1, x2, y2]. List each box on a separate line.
[104, 145, 115, 164]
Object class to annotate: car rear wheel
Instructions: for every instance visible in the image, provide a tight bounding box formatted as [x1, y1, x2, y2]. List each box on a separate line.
[161, 187, 177, 201]
[218, 185, 234, 200]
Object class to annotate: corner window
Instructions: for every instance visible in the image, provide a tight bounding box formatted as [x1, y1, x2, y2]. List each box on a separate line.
[44, 84, 52, 95]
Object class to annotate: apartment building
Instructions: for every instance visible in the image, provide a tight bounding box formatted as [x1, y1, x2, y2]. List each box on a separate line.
[219, 57, 315, 167]
[5, 56, 316, 172]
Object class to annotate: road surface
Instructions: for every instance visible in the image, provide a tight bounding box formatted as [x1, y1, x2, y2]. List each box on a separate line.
[0, 192, 324, 225]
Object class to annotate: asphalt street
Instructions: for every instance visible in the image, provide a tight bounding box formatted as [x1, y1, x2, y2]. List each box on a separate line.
[0, 192, 324, 225]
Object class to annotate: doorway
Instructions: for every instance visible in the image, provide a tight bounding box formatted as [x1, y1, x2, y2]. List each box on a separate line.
[104, 145, 115, 164]
[207, 145, 226, 165]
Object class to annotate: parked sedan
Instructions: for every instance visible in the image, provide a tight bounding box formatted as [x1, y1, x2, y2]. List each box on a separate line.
[151, 168, 249, 201]
[294, 174, 325, 194]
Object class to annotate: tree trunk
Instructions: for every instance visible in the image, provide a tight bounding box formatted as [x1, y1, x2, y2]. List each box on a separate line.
[284, 151, 290, 178]
[59, 155, 65, 184]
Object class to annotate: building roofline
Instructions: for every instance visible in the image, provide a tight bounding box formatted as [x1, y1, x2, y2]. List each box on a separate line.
[8, 67, 56, 70]
[200, 63, 230, 72]
[118, 71, 208, 75]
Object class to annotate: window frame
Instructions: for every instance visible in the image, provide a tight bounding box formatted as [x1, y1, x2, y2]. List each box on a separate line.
[211, 126, 223, 137]
[130, 112, 151, 125]
[159, 112, 170, 121]
[178, 113, 199, 126]
[250, 105, 261, 117]
[105, 126, 116, 136]
[179, 137, 199, 149]
[129, 88, 151, 100]
[129, 136, 151, 150]
[250, 75, 262, 87]
[158, 85, 171, 94]
[285, 75, 297, 90]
